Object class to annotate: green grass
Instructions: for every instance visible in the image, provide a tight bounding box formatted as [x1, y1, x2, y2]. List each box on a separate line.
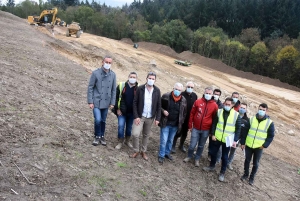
[116, 193, 121, 199]
[75, 151, 83, 158]
[117, 162, 127, 168]
[97, 189, 103, 195]
[298, 168, 300, 174]
[139, 190, 147, 197]
[89, 176, 107, 188]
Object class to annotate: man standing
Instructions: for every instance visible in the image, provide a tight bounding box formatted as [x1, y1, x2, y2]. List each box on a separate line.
[114, 72, 138, 150]
[240, 103, 275, 185]
[183, 87, 218, 167]
[87, 56, 116, 146]
[130, 72, 161, 160]
[227, 103, 249, 170]
[208, 89, 223, 161]
[158, 83, 187, 164]
[232, 92, 241, 112]
[203, 98, 241, 182]
[172, 81, 197, 153]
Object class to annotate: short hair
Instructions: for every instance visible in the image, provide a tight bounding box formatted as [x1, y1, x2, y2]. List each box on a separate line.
[186, 81, 194, 87]
[224, 97, 233, 103]
[204, 87, 213, 92]
[128, 72, 137, 77]
[174, 82, 183, 90]
[241, 102, 247, 107]
[103, 56, 112, 61]
[146, 72, 156, 79]
[213, 89, 222, 95]
[259, 103, 268, 109]
[232, 92, 239, 96]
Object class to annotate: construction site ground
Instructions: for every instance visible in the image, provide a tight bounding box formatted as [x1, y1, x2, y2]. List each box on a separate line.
[0, 11, 299, 201]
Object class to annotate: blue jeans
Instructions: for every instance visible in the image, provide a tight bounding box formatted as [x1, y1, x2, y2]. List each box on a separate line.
[187, 129, 209, 160]
[93, 108, 108, 137]
[210, 140, 231, 173]
[117, 113, 134, 139]
[244, 146, 263, 178]
[159, 126, 178, 158]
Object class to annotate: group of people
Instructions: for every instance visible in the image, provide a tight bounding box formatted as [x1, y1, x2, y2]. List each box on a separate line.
[87, 56, 275, 185]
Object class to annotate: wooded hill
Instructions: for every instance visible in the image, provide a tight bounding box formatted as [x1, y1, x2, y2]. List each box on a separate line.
[2, 0, 300, 88]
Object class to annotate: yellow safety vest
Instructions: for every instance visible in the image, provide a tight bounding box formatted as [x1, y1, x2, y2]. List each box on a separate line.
[246, 117, 272, 148]
[215, 109, 238, 143]
[117, 82, 125, 108]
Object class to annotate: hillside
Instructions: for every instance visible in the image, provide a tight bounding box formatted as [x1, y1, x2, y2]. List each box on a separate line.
[0, 11, 299, 200]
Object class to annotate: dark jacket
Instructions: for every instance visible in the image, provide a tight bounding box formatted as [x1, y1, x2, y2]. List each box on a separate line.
[133, 84, 161, 121]
[87, 67, 116, 109]
[188, 97, 218, 130]
[240, 113, 249, 136]
[216, 99, 224, 109]
[181, 91, 197, 123]
[159, 92, 187, 132]
[233, 100, 241, 112]
[114, 81, 138, 115]
[211, 108, 241, 142]
[240, 114, 275, 148]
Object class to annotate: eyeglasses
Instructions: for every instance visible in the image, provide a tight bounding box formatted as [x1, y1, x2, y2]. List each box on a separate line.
[187, 86, 194, 88]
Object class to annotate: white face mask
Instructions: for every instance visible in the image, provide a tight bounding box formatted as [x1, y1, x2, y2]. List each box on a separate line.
[214, 95, 219, 101]
[103, 63, 111, 69]
[129, 78, 136, 84]
[186, 87, 193, 93]
[147, 79, 155, 86]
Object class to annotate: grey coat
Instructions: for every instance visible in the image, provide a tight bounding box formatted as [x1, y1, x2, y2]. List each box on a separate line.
[87, 67, 116, 109]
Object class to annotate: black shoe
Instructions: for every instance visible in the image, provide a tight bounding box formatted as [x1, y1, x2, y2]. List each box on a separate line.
[179, 145, 187, 153]
[171, 146, 176, 154]
[240, 174, 248, 181]
[92, 136, 100, 146]
[249, 177, 254, 185]
[158, 157, 164, 164]
[165, 154, 173, 161]
[100, 136, 106, 146]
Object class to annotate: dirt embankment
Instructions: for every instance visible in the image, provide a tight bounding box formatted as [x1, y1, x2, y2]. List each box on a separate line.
[0, 11, 299, 201]
[121, 40, 300, 92]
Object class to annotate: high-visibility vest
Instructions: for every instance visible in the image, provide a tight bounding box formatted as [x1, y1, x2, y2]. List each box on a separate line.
[117, 82, 125, 108]
[246, 117, 272, 148]
[215, 109, 238, 143]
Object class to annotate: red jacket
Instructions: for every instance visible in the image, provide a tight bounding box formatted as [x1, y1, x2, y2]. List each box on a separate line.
[188, 97, 218, 130]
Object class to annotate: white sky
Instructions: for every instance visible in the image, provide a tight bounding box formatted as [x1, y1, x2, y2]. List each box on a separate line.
[13, 0, 135, 7]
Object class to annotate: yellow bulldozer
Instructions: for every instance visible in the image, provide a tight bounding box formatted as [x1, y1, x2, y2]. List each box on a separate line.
[27, 7, 65, 26]
[66, 22, 82, 38]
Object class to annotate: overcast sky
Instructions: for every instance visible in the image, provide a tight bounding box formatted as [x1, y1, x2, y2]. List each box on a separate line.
[13, 0, 135, 7]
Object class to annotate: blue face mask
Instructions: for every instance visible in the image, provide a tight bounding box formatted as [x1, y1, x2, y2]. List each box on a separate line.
[239, 108, 246, 114]
[232, 98, 238, 103]
[173, 89, 181, 97]
[258, 109, 266, 117]
[186, 87, 193, 93]
[204, 94, 212, 100]
[224, 106, 231, 111]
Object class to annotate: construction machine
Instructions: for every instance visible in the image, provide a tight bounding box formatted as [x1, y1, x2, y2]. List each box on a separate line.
[66, 22, 82, 38]
[27, 7, 63, 26]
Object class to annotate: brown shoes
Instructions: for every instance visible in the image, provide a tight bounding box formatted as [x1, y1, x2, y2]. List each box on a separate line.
[130, 151, 148, 161]
[130, 152, 139, 158]
[141, 152, 148, 161]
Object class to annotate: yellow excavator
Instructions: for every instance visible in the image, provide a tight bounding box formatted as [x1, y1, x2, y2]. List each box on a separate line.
[27, 7, 65, 26]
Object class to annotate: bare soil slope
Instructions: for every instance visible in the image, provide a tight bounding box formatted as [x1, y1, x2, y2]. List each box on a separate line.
[0, 12, 299, 201]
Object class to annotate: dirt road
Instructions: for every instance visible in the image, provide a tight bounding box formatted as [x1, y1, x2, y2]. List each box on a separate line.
[0, 12, 299, 201]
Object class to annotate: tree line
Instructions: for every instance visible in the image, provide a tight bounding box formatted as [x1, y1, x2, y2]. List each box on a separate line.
[1, 0, 300, 88]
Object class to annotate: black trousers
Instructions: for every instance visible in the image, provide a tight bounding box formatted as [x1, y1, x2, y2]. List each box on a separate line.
[173, 122, 189, 147]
